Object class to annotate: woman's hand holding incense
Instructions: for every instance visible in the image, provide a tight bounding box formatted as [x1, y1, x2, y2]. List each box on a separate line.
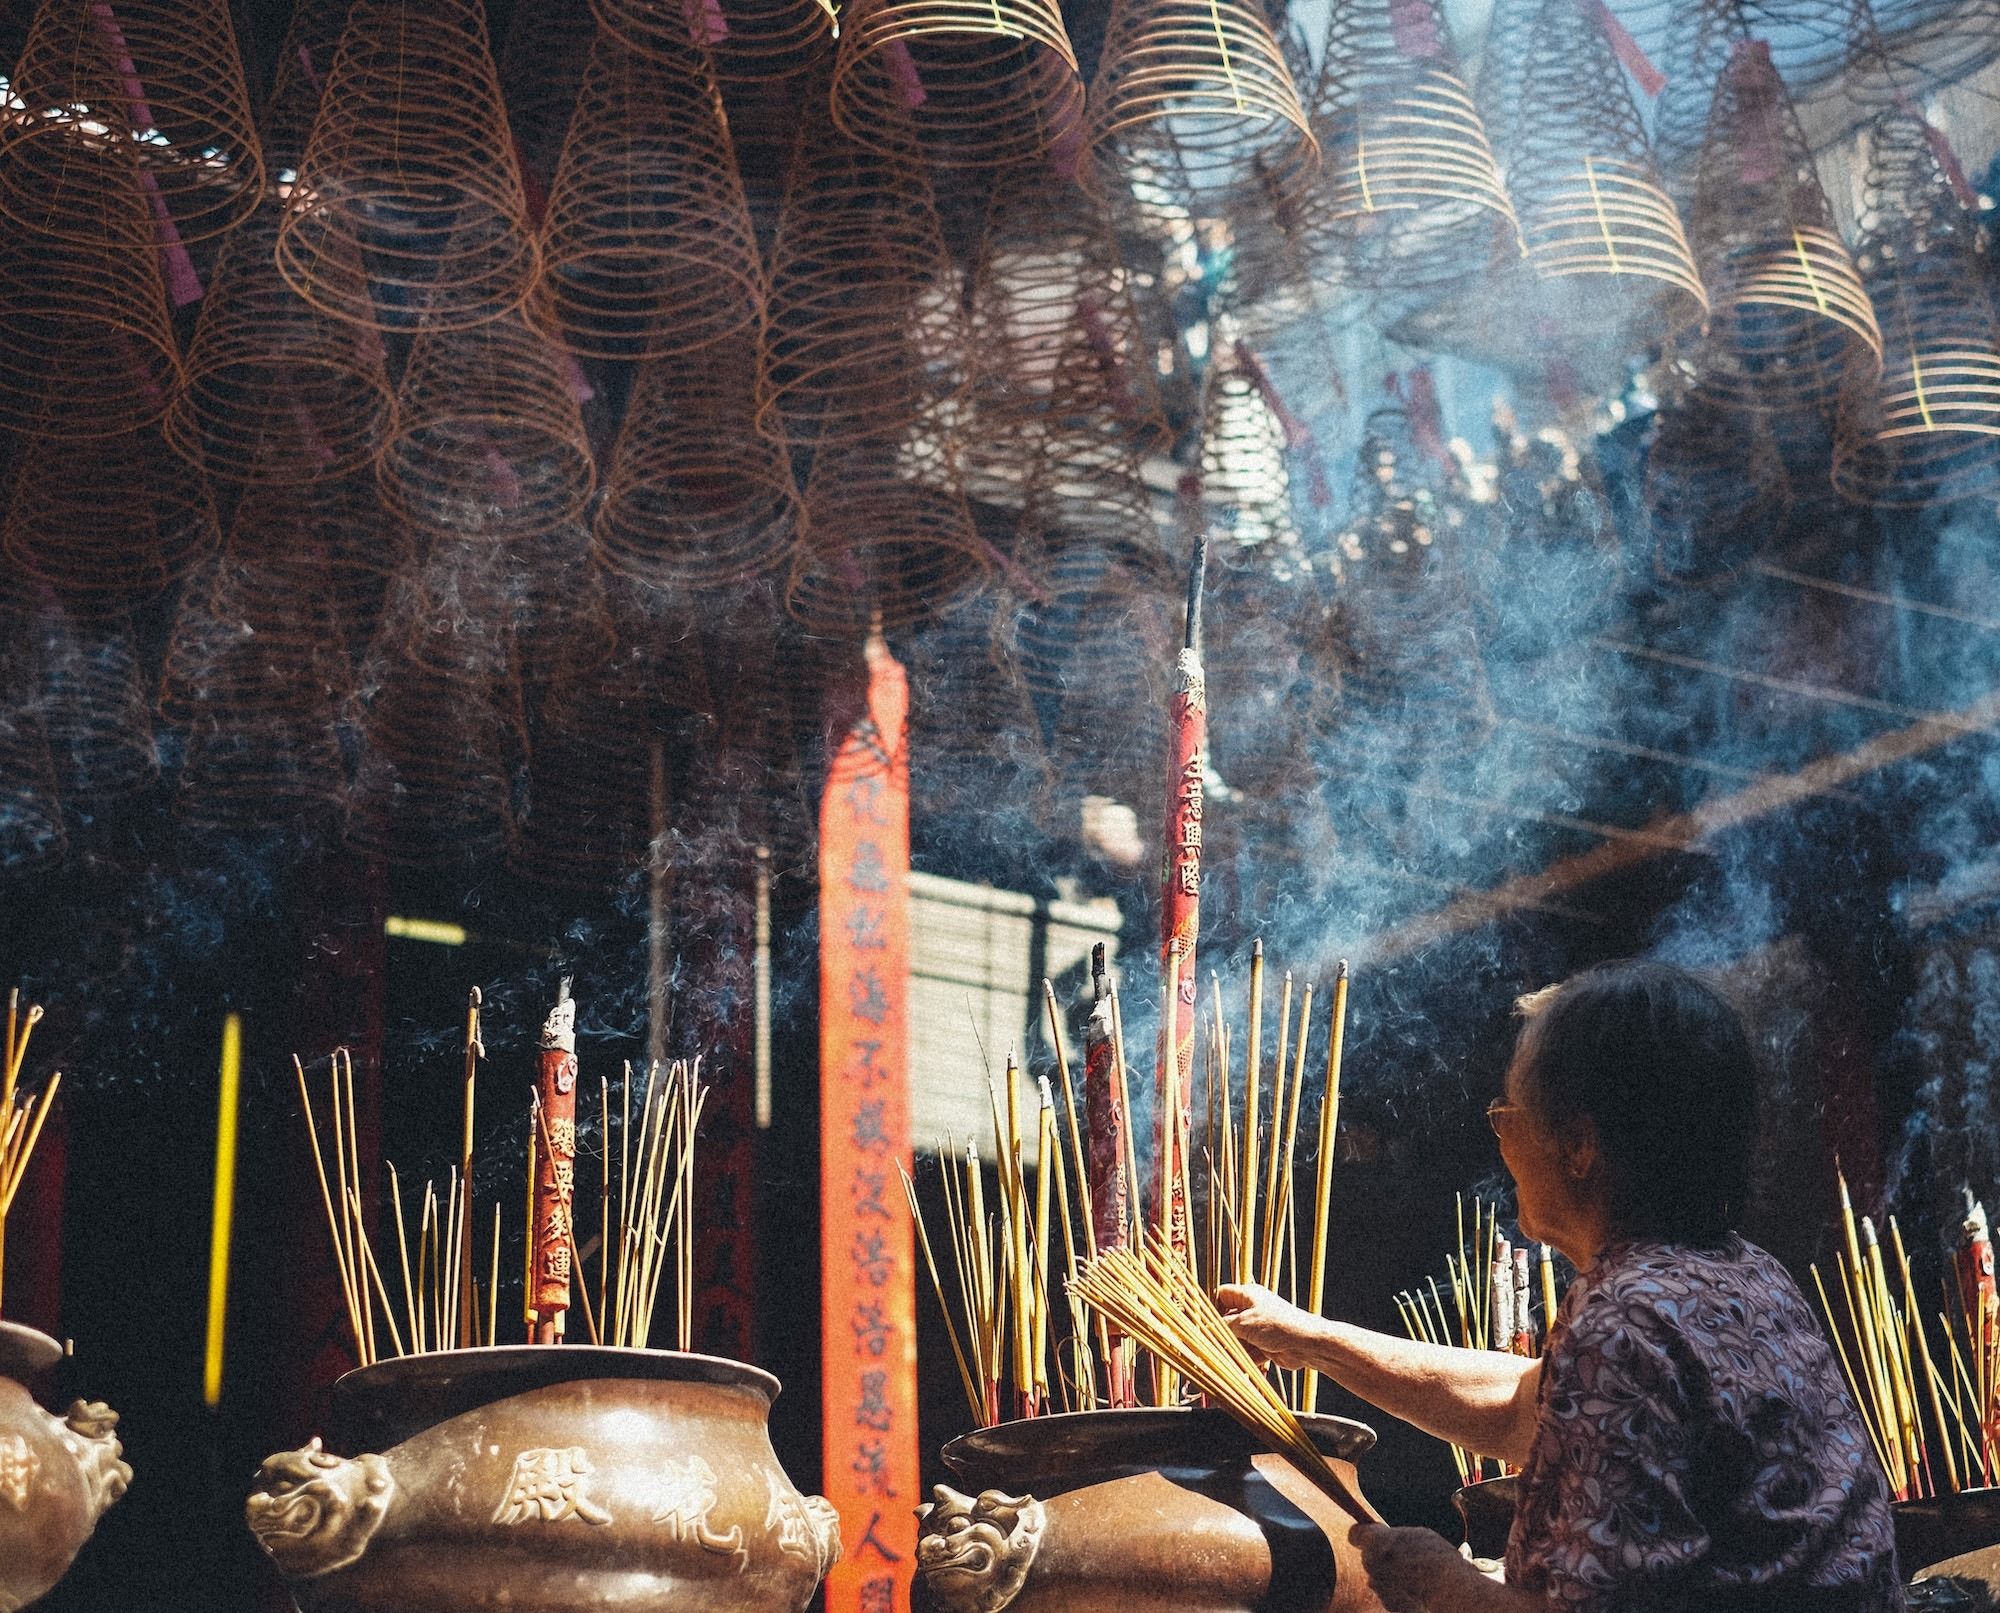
[1216, 1283, 1332, 1371]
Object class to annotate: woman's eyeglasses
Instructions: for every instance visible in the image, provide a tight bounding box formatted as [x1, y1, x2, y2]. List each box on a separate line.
[1486, 1099, 1526, 1136]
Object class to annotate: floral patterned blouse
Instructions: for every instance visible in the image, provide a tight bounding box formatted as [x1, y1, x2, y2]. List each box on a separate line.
[1507, 1235, 1905, 1611]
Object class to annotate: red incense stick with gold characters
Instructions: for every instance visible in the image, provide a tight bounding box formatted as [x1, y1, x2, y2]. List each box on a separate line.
[531, 979, 579, 1343]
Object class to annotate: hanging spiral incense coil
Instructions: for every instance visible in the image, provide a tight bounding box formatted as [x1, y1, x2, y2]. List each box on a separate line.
[0, 131, 183, 438]
[1082, 0, 1317, 208]
[1, 423, 220, 611]
[1307, 0, 1518, 290]
[1013, 355, 1164, 555]
[594, 330, 803, 589]
[763, 98, 967, 447]
[277, 0, 540, 332]
[31, 611, 161, 803]
[1683, 41, 1880, 414]
[1846, 0, 2000, 106]
[512, 673, 665, 889]
[1203, 541, 1319, 799]
[1490, 0, 1707, 340]
[831, 0, 1083, 168]
[538, 32, 764, 361]
[594, 0, 836, 81]
[1198, 342, 1301, 550]
[497, 0, 600, 213]
[377, 293, 597, 542]
[787, 428, 991, 631]
[901, 595, 1056, 818]
[0, 0, 263, 245]
[1645, 395, 1790, 584]
[1831, 111, 2000, 507]
[223, 473, 412, 658]
[1016, 533, 1176, 698]
[509, 522, 619, 688]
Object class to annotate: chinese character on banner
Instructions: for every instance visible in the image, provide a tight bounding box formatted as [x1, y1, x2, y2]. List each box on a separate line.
[820, 631, 916, 1613]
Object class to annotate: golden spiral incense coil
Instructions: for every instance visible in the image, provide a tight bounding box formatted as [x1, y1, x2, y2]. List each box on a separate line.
[538, 32, 764, 361]
[1488, 0, 1706, 337]
[831, 0, 1084, 168]
[276, 0, 539, 332]
[377, 295, 597, 542]
[594, 331, 803, 589]
[1083, 0, 1317, 207]
[1683, 42, 1880, 414]
[787, 430, 991, 631]
[164, 201, 396, 483]
[0, 142, 184, 439]
[593, 0, 835, 82]
[32, 612, 161, 803]
[1645, 397, 1790, 585]
[763, 102, 967, 447]
[1308, 0, 1517, 289]
[1832, 110, 2000, 508]
[0, 0, 263, 245]
[1, 424, 220, 611]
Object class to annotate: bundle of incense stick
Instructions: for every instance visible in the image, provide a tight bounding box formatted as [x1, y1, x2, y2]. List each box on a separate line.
[1073, 1236, 1380, 1523]
[1394, 1196, 1562, 1487]
[0, 991, 60, 1314]
[294, 1024, 709, 1364]
[908, 945, 1353, 1425]
[1811, 1172, 1999, 1500]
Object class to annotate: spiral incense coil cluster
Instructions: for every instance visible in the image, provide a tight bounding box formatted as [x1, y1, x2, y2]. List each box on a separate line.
[787, 430, 991, 632]
[1014, 343, 1164, 554]
[1309, 0, 1518, 289]
[32, 613, 161, 803]
[0, 0, 263, 245]
[831, 0, 1084, 168]
[1684, 41, 1880, 414]
[1832, 111, 2000, 508]
[378, 295, 597, 542]
[763, 90, 967, 448]
[277, 0, 540, 332]
[1645, 398, 1790, 585]
[1083, 0, 1317, 206]
[538, 32, 764, 361]
[1490, 0, 1706, 337]
[595, 332, 803, 589]
[1, 425, 220, 611]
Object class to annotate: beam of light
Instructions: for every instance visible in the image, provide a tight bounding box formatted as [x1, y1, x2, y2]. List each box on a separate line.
[203, 1013, 242, 1409]
[384, 915, 468, 946]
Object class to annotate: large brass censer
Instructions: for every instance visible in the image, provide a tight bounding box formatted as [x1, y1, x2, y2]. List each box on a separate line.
[247, 1346, 840, 1613]
[0, 1321, 131, 1613]
[914, 1407, 1384, 1613]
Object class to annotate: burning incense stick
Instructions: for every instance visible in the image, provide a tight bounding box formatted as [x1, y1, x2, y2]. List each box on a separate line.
[1303, 962, 1348, 1414]
[0, 992, 59, 1315]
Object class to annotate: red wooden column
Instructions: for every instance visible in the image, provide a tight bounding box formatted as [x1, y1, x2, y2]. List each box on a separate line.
[819, 630, 917, 1613]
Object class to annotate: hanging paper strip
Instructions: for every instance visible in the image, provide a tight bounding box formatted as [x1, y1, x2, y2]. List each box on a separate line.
[820, 631, 918, 1613]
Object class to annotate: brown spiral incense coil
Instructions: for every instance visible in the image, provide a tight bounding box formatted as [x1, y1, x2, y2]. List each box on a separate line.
[1307, 0, 1518, 290]
[831, 0, 1084, 168]
[1846, 0, 2000, 107]
[1203, 544, 1319, 800]
[901, 595, 1056, 818]
[32, 611, 161, 803]
[377, 294, 597, 542]
[594, 331, 803, 589]
[593, 0, 835, 82]
[227, 473, 414, 662]
[1645, 396, 1790, 584]
[1082, 0, 1317, 207]
[1831, 111, 2000, 508]
[1, 424, 220, 611]
[538, 32, 764, 361]
[276, 0, 540, 332]
[762, 98, 967, 447]
[1682, 41, 1881, 414]
[1016, 533, 1176, 698]
[787, 429, 991, 631]
[1490, 0, 1707, 340]
[1197, 341, 1301, 549]
[509, 523, 619, 688]
[1, 0, 263, 245]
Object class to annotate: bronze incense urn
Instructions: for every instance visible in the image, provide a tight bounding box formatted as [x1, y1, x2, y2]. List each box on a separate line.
[247, 1346, 840, 1613]
[0, 1320, 131, 1613]
[914, 1407, 1385, 1613]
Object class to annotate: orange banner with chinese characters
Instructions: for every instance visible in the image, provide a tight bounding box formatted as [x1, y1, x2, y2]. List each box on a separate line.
[820, 631, 917, 1613]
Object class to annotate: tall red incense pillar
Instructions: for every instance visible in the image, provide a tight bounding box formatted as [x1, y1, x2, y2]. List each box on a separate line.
[1158, 534, 1208, 1259]
[820, 630, 918, 1613]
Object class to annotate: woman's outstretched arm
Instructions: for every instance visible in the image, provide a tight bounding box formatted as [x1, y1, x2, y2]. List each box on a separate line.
[1217, 1284, 1542, 1468]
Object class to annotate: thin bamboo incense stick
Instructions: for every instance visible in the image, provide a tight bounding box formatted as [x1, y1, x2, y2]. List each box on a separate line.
[1240, 942, 1263, 1284]
[1303, 961, 1348, 1414]
[1267, 982, 1311, 1292]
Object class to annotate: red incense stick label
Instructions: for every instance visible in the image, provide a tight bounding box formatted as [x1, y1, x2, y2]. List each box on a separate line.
[533, 985, 578, 1329]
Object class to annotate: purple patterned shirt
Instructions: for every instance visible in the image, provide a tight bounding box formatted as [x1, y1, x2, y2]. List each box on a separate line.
[1507, 1236, 1904, 1612]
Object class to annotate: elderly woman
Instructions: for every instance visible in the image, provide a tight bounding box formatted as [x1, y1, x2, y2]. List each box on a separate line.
[1220, 959, 1903, 1612]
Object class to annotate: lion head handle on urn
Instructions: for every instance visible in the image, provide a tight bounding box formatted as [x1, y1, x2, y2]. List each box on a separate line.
[245, 1438, 395, 1580]
[57, 1401, 131, 1522]
[915, 1485, 1047, 1613]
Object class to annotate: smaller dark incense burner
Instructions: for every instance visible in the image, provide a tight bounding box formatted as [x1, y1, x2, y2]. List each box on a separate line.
[248, 1345, 839, 1613]
[0, 1321, 130, 1613]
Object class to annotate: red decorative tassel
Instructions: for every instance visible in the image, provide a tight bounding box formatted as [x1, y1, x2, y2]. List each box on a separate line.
[1588, 0, 1664, 97]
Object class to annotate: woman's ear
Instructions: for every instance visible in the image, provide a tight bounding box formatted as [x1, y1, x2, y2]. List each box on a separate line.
[1559, 1116, 1601, 1184]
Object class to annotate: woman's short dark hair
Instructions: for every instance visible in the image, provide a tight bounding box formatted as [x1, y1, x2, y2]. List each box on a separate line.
[1514, 959, 1757, 1246]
